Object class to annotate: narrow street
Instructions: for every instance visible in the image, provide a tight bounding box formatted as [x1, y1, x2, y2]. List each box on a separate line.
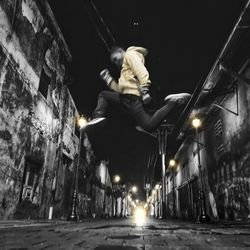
[1, 217, 250, 250]
[1, 2, 250, 250]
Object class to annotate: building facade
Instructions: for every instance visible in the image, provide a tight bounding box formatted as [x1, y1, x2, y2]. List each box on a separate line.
[164, 3, 250, 222]
[0, 0, 112, 220]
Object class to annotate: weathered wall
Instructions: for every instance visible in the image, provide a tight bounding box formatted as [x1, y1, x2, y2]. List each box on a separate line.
[0, 0, 79, 219]
[204, 75, 250, 221]
[171, 69, 250, 222]
[93, 160, 112, 218]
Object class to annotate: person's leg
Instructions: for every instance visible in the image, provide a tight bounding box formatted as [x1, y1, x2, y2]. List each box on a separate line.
[92, 91, 121, 118]
[122, 93, 191, 132]
[120, 95, 152, 128]
[143, 93, 191, 131]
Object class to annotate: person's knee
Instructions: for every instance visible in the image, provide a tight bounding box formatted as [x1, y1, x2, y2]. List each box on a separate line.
[98, 91, 106, 97]
[98, 91, 110, 100]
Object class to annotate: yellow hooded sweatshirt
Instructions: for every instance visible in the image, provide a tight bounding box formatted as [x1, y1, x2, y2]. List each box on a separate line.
[108, 46, 151, 96]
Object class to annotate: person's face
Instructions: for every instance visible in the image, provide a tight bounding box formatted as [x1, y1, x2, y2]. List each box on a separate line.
[111, 49, 124, 68]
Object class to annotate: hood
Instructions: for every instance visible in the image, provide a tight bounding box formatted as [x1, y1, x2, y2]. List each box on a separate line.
[126, 46, 148, 56]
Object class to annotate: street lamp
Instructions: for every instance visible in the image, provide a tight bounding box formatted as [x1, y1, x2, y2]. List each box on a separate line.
[125, 185, 137, 217]
[114, 175, 120, 183]
[113, 175, 120, 217]
[192, 118, 210, 223]
[131, 186, 137, 193]
[169, 159, 177, 219]
[68, 115, 87, 221]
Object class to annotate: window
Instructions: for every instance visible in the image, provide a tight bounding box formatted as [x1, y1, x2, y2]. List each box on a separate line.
[38, 69, 50, 98]
[214, 119, 224, 154]
[21, 159, 41, 204]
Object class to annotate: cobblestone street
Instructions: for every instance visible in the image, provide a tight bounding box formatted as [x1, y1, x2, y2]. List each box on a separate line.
[1, 217, 250, 250]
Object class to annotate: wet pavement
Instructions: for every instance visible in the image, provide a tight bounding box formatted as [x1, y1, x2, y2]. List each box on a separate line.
[0, 217, 250, 249]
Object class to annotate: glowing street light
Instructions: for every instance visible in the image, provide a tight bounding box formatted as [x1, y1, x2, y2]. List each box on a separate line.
[192, 118, 201, 128]
[169, 159, 176, 167]
[131, 186, 137, 193]
[78, 115, 87, 128]
[192, 118, 210, 223]
[114, 175, 121, 183]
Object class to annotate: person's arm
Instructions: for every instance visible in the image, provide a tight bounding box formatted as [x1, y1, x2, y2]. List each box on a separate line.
[99, 69, 121, 93]
[125, 51, 151, 88]
[126, 52, 152, 104]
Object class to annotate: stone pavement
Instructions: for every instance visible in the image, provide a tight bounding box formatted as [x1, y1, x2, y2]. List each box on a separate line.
[0, 217, 250, 250]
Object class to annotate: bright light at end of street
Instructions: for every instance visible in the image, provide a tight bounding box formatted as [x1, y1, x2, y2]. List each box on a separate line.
[134, 207, 146, 226]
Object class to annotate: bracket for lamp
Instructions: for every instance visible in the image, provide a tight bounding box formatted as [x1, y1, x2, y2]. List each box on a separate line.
[219, 62, 250, 85]
[210, 63, 241, 116]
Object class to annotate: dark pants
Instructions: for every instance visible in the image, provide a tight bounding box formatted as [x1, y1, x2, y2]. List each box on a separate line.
[92, 91, 186, 132]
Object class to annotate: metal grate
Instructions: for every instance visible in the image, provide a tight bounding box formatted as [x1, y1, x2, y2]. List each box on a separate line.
[214, 119, 223, 136]
[214, 119, 224, 153]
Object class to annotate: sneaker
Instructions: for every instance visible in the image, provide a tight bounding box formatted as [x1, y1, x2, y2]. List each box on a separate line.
[86, 117, 106, 126]
[164, 93, 191, 104]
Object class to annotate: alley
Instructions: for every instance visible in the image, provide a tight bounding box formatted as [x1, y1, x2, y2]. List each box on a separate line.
[1, 2, 250, 250]
[1, 217, 250, 250]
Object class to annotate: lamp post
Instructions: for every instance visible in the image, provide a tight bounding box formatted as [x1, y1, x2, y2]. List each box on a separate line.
[157, 125, 171, 219]
[113, 175, 120, 217]
[102, 164, 109, 219]
[152, 189, 156, 217]
[68, 115, 87, 221]
[125, 185, 137, 217]
[192, 118, 210, 223]
[169, 159, 177, 219]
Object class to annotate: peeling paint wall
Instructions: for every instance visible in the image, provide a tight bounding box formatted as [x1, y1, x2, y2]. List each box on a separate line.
[204, 76, 250, 221]
[93, 160, 112, 218]
[171, 67, 250, 222]
[0, 0, 79, 219]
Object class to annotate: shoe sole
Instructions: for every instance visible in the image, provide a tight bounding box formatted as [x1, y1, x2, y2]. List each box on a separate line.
[86, 118, 106, 126]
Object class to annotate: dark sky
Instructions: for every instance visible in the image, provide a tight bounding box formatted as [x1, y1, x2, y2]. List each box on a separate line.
[48, 0, 247, 198]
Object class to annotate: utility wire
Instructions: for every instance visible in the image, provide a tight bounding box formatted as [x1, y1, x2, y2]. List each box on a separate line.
[89, 0, 117, 45]
[82, 0, 111, 52]
[146, 138, 159, 186]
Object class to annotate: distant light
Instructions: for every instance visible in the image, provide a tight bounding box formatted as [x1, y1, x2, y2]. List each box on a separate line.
[131, 186, 137, 193]
[169, 160, 176, 167]
[192, 118, 201, 128]
[114, 175, 120, 183]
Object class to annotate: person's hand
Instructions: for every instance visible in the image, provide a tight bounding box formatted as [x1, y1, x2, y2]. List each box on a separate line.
[142, 93, 152, 104]
[141, 85, 152, 104]
[99, 69, 113, 85]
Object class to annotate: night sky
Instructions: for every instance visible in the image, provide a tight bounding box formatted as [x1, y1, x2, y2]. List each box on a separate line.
[48, 0, 247, 198]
